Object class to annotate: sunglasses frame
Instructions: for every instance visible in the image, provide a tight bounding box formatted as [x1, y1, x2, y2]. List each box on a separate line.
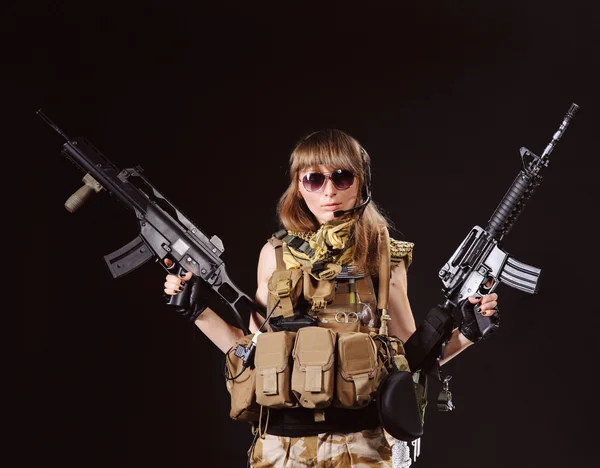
[300, 169, 356, 193]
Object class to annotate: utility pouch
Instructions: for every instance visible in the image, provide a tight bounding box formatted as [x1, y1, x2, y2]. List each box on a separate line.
[225, 334, 260, 422]
[267, 268, 304, 318]
[315, 303, 368, 333]
[303, 271, 336, 311]
[255, 331, 297, 408]
[334, 332, 379, 408]
[291, 327, 336, 408]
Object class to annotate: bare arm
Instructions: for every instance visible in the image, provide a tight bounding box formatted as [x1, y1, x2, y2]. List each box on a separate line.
[386, 260, 417, 342]
[192, 309, 246, 353]
[251, 241, 277, 333]
[439, 329, 474, 365]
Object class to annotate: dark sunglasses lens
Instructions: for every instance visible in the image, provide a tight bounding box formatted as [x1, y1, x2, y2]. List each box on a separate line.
[331, 170, 354, 190]
[303, 173, 326, 192]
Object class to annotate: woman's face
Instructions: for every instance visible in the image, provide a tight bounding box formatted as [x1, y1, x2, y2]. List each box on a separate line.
[297, 165, 359, 225]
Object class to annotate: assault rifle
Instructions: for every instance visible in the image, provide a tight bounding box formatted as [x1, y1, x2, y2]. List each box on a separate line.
[405, 103, 579, 388]
[38, 110, 255, 336]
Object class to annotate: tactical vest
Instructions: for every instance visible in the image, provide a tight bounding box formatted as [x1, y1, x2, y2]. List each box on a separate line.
[224, 226, 424, 431]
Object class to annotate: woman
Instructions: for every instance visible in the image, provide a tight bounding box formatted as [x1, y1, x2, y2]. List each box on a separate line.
[164, 129, 499, 467]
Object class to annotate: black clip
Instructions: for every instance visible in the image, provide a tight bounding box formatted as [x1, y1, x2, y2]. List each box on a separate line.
[311, 262, 326, 275]
[234, 343, 256, 369]
[437, 375, 455, 411]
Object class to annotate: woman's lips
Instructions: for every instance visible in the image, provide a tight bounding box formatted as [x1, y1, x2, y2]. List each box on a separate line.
[322, 203, 341, 211]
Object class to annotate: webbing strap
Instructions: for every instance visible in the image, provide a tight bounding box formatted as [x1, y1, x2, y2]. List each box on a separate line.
[377, 225, 392, 335]
[377, 225, 391, 310]
[282, 234, 315, 257]
[268, 236, 286, 270]
[306, 366, 322, 392]
[353, 373, 371, 404]
[267, 236, 295, 317]
[262, 368, 278, 395]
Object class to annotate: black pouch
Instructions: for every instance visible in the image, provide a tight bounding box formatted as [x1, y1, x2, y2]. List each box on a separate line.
[375, 370, 423, 442]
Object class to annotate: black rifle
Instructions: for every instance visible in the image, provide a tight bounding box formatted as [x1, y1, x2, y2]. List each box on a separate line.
[38, 110, 255, 336]
[405, 103, 579, 379]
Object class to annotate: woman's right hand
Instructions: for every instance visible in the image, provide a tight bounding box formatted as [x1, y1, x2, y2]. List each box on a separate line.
[163, 258, 193, 296]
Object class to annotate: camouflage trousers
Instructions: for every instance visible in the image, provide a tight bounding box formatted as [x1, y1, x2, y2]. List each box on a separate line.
[248, 427, 394, 467]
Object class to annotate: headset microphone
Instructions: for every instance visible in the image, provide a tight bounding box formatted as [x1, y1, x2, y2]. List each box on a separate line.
[334, 146, 372, 218]
[333, 195, 371, 218]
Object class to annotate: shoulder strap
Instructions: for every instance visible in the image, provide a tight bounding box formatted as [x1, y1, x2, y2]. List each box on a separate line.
[377, 225, 392, 336]
[268, 235, 286, 271]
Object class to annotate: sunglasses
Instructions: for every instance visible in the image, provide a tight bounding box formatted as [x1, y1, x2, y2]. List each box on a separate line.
[300, 169, 355, 192]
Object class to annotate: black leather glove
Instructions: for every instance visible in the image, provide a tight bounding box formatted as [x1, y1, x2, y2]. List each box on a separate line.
[171, 276, 209, 321]
[458, 299, 499, 343]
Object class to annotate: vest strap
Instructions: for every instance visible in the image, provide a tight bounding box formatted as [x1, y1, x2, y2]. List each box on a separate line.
[353, 372, 371, 404]
[306, 365, 323, 392]
[269, 236, 286, 270]
[262, 368, 278, 395]
[377, 225, 392, 336]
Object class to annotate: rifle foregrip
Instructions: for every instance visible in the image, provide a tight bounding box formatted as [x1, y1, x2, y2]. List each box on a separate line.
[487, 171, 536, 239]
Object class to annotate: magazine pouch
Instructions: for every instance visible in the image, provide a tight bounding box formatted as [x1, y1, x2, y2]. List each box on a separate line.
[291, 327, 336, 408]
[225, 334, 260, 422]
[255, 331, 297, 408]
[334, 332, 379, 408]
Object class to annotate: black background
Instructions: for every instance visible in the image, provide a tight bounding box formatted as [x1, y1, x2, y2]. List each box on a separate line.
[11, 1, 599, 467]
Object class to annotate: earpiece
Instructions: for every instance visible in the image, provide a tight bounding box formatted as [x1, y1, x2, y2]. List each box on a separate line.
[334, 145, 372, 217]
[360, 147, 372, 201]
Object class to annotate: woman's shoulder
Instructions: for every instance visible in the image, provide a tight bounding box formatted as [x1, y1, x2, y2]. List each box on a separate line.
[389, 237, 414, 268]
[257, 239, 278, 281]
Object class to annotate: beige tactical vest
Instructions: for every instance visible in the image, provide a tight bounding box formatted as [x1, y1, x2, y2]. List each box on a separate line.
[225, 225, 415, 424]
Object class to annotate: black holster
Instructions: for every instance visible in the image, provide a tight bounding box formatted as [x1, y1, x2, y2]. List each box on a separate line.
[376, 370, 423, 441]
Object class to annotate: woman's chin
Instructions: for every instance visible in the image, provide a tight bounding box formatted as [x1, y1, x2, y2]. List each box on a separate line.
[317, 212, 337, 224]
[318, 210, 355, 225]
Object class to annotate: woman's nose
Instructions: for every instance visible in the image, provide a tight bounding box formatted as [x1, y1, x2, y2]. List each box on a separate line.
[322, 178, 337, 195]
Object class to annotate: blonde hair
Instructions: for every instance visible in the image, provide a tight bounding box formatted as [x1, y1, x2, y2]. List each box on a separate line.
[277, 129, 390, 274]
